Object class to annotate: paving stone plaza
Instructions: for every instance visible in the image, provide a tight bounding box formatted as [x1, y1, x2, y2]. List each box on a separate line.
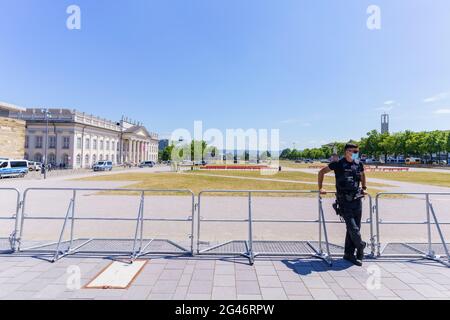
[1, 255, 450, 300]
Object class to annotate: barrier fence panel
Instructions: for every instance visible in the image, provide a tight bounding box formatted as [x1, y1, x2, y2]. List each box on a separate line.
[375, 192, 450, 267]
[17, 188, 195, 262]
[132, 189, 195, 259]
[319, 192, 376, 258]
[0, 188, 21, 253]
[197, 190, 333, 265]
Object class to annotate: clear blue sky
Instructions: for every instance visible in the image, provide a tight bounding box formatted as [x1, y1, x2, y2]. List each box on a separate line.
[1, 0, 449, 149]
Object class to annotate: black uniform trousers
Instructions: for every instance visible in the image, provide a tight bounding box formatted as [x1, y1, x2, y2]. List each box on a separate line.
[338, 197, 364, 256]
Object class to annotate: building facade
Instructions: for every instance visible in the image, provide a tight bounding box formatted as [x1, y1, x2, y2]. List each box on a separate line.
[11, 109, 159, 168]
[159, 139, 169, 151]
[0, 102, 26, 160]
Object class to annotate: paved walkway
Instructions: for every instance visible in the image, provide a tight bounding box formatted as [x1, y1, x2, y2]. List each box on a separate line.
[1, 255, 450, 300]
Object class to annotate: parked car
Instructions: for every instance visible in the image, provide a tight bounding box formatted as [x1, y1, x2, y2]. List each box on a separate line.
[320, 159, 331, 164]
[405, 157, 421, 165]
[0, 159, 29, 178]
[364, 158, 378, 164]
[193, 160, 207, 166]
[93, 161, 113, 171]
[139, 161, 155, 168]
[304, 159, 314, 163]
[28, 161, 42, 171]
[430, 160, 447, 165]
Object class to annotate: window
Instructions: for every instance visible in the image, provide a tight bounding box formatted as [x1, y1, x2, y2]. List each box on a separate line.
[62, 154, 69, 166]
[10, 161, 28, 168]
[63, 137, 70, 149]
[25, 136, 29, 148]
[77, 137, 82, 149]
[111, 141, 115, 151]
[76, 154, 81, 166]
[106, 141, 110, 151]
[85, 138, 90, 149]
[106, 154, 109, 161]
[24, 153, 29, 160]
[93, 139, 97, 149]
[49, 136, 56, 149]
[85, 154, 90, 166]
[34, 153, 43, 162]
[35, 136, 43, 149]
[100, 154, 103, 161]
[48, 153, 56, 165]
[92, 154, 97, 164]
[100, 140, 104, 150]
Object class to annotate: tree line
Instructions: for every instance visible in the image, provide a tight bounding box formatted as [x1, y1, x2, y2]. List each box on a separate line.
[280, 130, 450, 162]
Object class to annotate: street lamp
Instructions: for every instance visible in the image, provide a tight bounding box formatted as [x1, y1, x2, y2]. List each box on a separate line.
[42, 109, 51, 179]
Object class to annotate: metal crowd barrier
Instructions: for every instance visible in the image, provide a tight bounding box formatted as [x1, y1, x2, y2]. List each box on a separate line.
[17, 188, 195, 262]
[196, 190, 335, 265]
[320, 192, 376, 258]
[0, 188, 21, 253]
[374, 192, 450, 267]
[2, 187, 449, 268]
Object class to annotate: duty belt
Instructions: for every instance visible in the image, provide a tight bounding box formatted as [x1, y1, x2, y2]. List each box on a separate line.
[337, 190, 363, 202]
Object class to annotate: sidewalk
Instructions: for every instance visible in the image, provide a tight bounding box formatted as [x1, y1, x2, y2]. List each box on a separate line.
[1, 255, 449, 300]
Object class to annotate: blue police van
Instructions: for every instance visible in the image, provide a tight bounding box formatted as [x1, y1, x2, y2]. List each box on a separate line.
[0, 159, 29, 179]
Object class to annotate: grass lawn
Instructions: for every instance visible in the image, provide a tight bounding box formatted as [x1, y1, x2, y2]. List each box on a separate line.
[280, 160, 450, 188]
[365, 171, 450, 188]
[77, 171, 386, 197]
[187, 170, 390, 188]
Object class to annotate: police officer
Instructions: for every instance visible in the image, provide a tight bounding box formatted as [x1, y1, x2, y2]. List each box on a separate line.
[318, 143, 367, 266]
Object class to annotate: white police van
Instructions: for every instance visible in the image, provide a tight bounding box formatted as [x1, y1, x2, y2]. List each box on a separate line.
[0, 159, 29, 179]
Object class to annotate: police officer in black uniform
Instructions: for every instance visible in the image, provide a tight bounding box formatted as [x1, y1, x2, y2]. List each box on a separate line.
[318, 143, 367, 266]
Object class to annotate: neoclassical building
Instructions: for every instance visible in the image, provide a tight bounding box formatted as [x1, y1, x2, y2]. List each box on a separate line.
[10, 108, 159, 169]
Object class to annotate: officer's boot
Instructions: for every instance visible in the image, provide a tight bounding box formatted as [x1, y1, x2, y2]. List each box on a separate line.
[343, 254, 362, 267]
[356, 242, 367, 262]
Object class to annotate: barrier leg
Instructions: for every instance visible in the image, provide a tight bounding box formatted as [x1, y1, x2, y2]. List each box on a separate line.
[246, 192, 255, 265]
[131, 192, 145, 261]
[426, 194, 433, 257]
[316, 197, 332, 266]
[190, 193, 195, 256]
[368, 197, 376, 258]
[196, 196, 202, 255]
[11, 190, 21, 252]
[426, 200, 450, 267]
[68, 190, 77, 250]
[374, 199, 381, 257]
[52, 198, 75, 263]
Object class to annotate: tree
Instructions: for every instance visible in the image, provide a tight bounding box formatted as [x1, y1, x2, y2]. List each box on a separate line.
[190, 140, 207, 161]
[446, 131, 450, 162]
[160, 144, 174, 161]
[280, 148, 291, 159]
[435, 130, 447, 163]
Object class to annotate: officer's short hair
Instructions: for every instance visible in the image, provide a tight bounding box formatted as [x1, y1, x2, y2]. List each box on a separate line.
[344, 143, 359, 151]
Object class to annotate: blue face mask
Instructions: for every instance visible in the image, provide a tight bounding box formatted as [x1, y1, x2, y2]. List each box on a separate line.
[352, 152, 360, 161]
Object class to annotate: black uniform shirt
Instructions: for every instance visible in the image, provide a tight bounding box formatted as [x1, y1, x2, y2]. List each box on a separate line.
[328, 158, 364, 194]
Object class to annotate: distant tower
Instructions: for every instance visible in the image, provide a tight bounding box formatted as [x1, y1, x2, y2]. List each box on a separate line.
[381, 114, 389, 134]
